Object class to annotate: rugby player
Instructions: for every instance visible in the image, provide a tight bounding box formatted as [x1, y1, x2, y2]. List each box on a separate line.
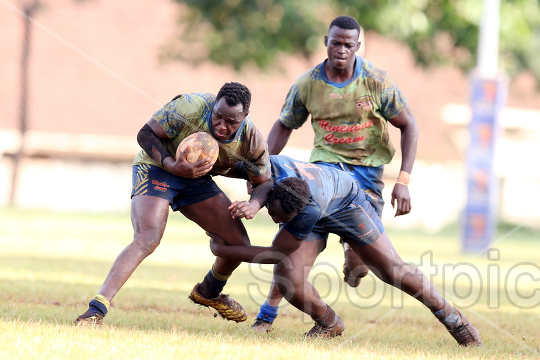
[255, 15, 419, 331]
[210, 155, 483, 346]
[75, 82, 273, 325]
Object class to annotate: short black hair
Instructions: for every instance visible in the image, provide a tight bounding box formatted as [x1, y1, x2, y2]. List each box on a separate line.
[270, 177, 310, 214]
[216, 82, 251, 113]
[329, 15, 360, 34]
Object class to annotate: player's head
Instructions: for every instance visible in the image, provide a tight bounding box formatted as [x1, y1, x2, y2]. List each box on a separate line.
[216, 82, 251, 113]
[329, 15, 361, 34]
[267, 178, 310, 224]
[211, 82, 251, 141]
[324, 16, 361, 72]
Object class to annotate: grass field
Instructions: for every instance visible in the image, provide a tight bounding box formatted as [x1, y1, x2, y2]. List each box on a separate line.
[1, 207, 539, 359]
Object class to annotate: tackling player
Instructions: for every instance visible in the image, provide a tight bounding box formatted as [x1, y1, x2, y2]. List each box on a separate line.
[75, 82, 273, 325]
[210, 155, 483, 346]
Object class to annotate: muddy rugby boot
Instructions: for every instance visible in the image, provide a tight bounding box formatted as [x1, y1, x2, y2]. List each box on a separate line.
[251, 319, 273, 333]
[189, 283, 247, 323]
[433, 301, 483, 346]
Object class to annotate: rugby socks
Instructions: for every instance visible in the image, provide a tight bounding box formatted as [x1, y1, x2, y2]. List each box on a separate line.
[432, 300, 459, 327]
[198, 265, 230, 299]
[313, 305, 337, 327]
[87, 294, 110, 317]
[255, 301, 278, 323]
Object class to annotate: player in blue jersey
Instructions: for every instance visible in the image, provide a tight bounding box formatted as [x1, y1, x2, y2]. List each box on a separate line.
[210, 155, 482, 346]
[75, 82, 273, 326]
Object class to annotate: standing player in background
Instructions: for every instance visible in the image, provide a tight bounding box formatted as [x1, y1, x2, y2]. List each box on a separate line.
[252, 15, 419, 332]
[75, 82, 273, 325]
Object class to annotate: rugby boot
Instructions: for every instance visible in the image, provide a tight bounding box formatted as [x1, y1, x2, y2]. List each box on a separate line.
[304, 306, 345, 338]
[189, 283, 247, 322]
[251, 319, 273, 333]
[74, 310, 104, 326]
[433, 301, 483, 346]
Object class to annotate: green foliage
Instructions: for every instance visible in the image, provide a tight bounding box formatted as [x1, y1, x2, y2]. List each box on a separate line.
[166, 0, 540, 83]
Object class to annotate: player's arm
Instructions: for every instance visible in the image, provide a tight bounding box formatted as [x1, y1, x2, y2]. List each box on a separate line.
[233, 118, 291, 216]
[267, 120, 293, 155]
[229, 172, 273, 220]
[137, 118, 213, 178]
[387, 104, 419, 216]
[209, 227, 302, 264]
[137, 119, 172, 165]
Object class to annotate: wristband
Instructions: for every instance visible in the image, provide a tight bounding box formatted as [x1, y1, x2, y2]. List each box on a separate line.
[396, 171, 410, 186]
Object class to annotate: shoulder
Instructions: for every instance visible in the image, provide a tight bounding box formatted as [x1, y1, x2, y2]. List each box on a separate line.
[174, 93, 216, 115]
[241, 116, 263, 139]
[237, 117, 267, 155]
[358, 58, 389, 85]
[293, 61, 325, 87]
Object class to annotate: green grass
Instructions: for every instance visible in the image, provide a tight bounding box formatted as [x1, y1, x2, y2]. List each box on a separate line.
[0, 208, 539, 359]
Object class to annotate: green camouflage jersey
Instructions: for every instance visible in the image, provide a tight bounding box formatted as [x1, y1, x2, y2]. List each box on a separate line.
[279, 56, 407, 167]
[133, 93, 270, 177]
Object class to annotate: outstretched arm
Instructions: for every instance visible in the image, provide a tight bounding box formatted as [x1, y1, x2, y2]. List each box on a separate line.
[226, 161, 274, 220]
[387, 104, 419, 216]
[229, 175, 274, 220]
[209, 227, 302, 264]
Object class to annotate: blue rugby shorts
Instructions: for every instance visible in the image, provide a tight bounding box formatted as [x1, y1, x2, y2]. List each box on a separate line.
[305, 195, 385, 247]
[131, 164, 222, 210]
[314, 162, 384, 217]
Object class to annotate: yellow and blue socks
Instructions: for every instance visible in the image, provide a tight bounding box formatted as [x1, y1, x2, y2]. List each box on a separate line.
[198, 265, 231, 299]
[87, 294, 110, 317]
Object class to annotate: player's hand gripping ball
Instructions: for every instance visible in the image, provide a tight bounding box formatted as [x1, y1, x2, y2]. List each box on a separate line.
[176, 132, 219, 175]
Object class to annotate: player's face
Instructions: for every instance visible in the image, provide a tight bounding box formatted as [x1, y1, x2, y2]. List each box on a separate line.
[267, 198, 299, 224]
[324, 26, 360, 72]
[211, 97, 248, 141]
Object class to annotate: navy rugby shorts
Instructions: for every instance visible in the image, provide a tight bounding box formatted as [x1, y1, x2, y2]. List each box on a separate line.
[305, 195, 385, 247]
[131, 164, 222, 210]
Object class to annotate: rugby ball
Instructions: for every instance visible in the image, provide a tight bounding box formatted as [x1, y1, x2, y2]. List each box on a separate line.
[176, 132, 219, 164]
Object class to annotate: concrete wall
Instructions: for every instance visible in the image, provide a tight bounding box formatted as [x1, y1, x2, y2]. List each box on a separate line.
[4, 152, 537, 233]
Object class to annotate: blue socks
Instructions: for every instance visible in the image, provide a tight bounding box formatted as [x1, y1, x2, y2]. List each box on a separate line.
[256, 301, 279, 323]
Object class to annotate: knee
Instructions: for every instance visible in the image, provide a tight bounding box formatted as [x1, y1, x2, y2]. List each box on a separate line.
[274, 269, 303, 299]
[275, 279, 302, 301]
[354, 265, 370, 279]
[133, 229, 162, 255]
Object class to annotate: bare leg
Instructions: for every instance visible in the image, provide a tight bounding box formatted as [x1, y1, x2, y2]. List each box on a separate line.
[264, 238, 369, 309]
[340, 239, 369, 287]
[348, 231, 444, 310]
[271, 238, 345, 337]
[182, 192, 252, 322]
[264, 279, 284, 307]
[99, 195, 169, 301]
[179, 192, 250, 276]
[349, 231, 482, 346]
[273, 239, 327, 319]
[252, 240, 324, 332]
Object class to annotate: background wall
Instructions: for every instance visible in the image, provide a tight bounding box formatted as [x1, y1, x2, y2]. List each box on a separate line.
[1, 0, 539, 232]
